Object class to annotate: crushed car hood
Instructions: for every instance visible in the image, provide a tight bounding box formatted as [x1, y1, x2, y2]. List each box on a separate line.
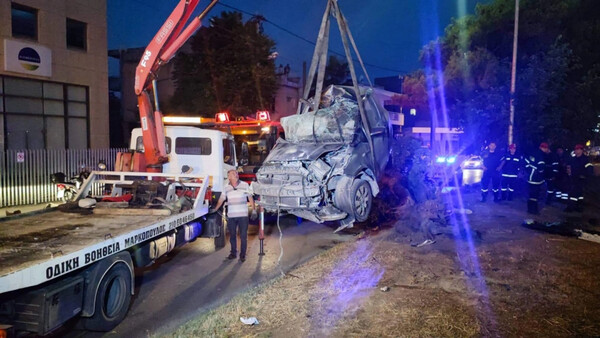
[265, 139, 344, 162]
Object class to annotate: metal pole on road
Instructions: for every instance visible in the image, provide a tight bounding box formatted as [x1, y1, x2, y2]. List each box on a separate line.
[508, 0, 519, 145]
[258, 206, 265, 256]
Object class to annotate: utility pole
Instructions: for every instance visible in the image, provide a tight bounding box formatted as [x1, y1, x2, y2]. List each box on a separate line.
[508, 0, 519, 145]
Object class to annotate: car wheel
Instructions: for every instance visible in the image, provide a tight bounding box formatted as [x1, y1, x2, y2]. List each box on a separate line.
[83, 263, 132, 331]
[350, 179, 372, 222]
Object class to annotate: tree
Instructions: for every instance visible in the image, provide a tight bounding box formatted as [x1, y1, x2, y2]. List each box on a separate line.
[168, 11, 278, 117]
[412, 0, 600, 151]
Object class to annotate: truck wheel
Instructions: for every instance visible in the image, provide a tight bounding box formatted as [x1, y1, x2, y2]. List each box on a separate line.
[83, 263, 132, 331]
[214, 221, 226, 248]
[350, 179, 372, 222]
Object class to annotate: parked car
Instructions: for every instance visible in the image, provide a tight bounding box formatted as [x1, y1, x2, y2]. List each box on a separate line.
[251, 85, 391, 230]
[460, 155, 484, 186]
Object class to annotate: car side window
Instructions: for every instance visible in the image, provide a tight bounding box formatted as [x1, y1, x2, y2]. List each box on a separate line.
[365, 97, 386, 129]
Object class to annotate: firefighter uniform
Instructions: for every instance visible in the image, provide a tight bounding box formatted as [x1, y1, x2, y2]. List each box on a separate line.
[524, 146, 546, 214]
[544, 151, 559, 204]
[500, 147, 522, 200]
[480, 148, 503, 202]
[554, 148, 569, 202]
[566, 145, 593, 212]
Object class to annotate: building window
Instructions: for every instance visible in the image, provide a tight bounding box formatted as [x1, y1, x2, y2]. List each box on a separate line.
[11, 3, 38, 40]
[0, 76, 89, 150]
[66, 18, 87, 50]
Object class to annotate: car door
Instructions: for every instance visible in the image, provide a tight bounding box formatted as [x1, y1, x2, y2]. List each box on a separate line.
[363, 93, 391, 175]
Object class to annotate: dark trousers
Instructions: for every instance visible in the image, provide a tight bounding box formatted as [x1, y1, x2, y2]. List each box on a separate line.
[555, 174, 569, 201]
[569, 177, 585, 209]
[545, 178, 556, 202]
[501, 175, 517, 199]
[528, 182, 542, 213]
[481, 170, 501, 199]
[227, 216, 249, 257]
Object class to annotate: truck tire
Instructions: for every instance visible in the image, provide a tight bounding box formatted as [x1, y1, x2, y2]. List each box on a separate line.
[214, 221, 226, 248]
[83, 263, 132, 331]
[349, 179, 372, 222]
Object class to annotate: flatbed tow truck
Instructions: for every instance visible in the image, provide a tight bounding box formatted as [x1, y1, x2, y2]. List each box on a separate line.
[0, 0, 228, 335]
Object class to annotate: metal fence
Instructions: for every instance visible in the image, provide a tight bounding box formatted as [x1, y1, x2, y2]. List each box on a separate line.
[0, 148, 127, 208]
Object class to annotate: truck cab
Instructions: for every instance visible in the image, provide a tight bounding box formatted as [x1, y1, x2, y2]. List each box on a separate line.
[129, 126, 236, 193]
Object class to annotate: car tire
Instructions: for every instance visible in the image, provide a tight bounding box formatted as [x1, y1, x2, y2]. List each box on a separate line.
[83, 263, 132, 331]
[350, 179, 372, 222]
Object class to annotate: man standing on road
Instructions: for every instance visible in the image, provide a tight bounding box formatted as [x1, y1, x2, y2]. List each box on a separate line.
[498, 144, 522, 201]
[565, 144, 593, 212]
[524, 143, 547, 214]
[480, 142, 503, 203]
[212, 169, 258, 262]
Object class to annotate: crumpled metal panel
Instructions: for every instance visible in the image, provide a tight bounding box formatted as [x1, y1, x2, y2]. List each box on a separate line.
[281, 86, 359, 144]
[265, 139, 343, 162]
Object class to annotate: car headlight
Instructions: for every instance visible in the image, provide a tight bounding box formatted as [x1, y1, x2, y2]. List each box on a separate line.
[436, 156, 446, 163]
[447, 157, 456, 164]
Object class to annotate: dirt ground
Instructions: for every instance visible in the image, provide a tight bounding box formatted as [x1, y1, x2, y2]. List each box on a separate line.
[164, 186, 600, 337]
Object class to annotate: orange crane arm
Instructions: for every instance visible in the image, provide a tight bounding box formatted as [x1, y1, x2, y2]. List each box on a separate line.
[134, 0, 219, 171]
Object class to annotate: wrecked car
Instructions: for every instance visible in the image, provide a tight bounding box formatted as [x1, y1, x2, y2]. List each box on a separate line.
[251, 85, 391, 229]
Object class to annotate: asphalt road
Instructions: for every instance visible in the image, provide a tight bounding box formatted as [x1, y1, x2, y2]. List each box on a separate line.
[61, 218, 353, 337]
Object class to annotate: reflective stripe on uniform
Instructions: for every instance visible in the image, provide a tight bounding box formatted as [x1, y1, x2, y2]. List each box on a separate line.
[502, 174, 518, 178]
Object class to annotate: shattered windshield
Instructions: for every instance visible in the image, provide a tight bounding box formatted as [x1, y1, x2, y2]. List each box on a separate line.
[281, 86, 359, 144]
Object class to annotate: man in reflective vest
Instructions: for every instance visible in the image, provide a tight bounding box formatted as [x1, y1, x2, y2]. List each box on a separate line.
[524, 143, 547, 214]
[498, 143, 522, 201]
[565, 144, 593, 212]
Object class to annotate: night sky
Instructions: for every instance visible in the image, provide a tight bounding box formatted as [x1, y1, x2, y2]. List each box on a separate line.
[107, 0, 492, 79]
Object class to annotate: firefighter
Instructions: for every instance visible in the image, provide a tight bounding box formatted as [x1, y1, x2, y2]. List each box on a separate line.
[524, 143, 547, 214]
[543, 145, 558, 205]
[554, 146, 569, 203]
[480, 142, 503, 202]
[565, 144, 593, 212]
[498, 143, 522, 200]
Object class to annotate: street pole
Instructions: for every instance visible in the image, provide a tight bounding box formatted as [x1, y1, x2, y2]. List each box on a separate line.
[508, 0, 519, 145]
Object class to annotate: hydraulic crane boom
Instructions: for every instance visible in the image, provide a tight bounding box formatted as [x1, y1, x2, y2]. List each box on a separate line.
[134, 0, 219, 172]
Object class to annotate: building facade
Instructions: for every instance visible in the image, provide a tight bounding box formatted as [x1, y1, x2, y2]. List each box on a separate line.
[0, 0, 108, 150]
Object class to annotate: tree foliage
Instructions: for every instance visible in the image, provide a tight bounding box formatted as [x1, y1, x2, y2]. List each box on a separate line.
[168, 11, 278, 117]
[407, 0, 600, 152]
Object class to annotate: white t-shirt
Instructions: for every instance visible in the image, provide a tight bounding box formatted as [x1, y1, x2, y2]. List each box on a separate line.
[218, 181, 251, 218]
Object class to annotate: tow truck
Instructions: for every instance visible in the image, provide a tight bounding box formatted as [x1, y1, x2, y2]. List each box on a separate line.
[0, 1, 229, 336]
[164, 111, 284, 183]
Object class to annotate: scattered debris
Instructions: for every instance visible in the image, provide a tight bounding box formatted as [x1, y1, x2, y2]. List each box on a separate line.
[453, 208, 473, 215]
[5, 210, 21, 216]
[240, 317, 259, 325]
[412, 239, 436, 247]
[522, 219, 600, 244]
[379, 286, 390, 292]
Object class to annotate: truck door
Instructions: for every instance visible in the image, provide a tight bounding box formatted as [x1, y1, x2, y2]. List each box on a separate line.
[222, 136, 237, 178]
